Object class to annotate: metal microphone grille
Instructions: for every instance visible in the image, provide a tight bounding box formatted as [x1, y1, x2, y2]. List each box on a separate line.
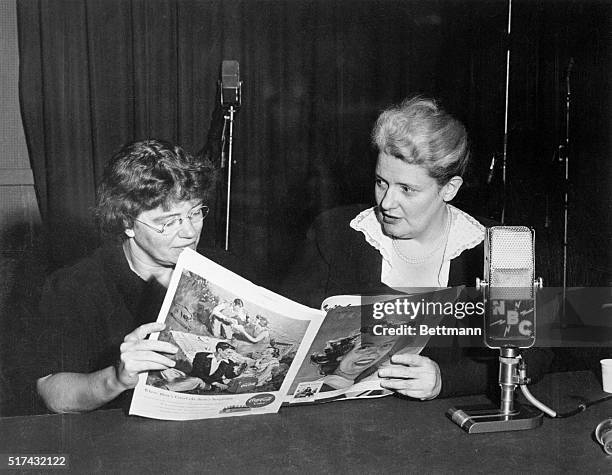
[222, 60, 239, 88]
[487, 226, 534, 299]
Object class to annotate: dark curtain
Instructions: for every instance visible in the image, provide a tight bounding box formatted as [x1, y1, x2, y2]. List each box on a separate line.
[18, 0, 228, 265]
[17, 0, 611, 287]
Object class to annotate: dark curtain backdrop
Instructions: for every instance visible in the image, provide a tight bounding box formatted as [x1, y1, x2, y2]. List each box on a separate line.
[16, 0, 611, 288]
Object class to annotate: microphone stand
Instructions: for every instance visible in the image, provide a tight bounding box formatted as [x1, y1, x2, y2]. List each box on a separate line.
[223, 105, 237, 251]
[447, 267, 545, 433]
[218, 67, 241, 252]
[448, 348, 543, 434]
[560, 59, 573, 323]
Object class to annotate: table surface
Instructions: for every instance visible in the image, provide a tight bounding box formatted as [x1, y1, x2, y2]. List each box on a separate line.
[1, 371, 611, 474]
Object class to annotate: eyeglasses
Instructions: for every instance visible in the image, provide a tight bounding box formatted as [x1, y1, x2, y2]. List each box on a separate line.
[132, 205, 209, 235]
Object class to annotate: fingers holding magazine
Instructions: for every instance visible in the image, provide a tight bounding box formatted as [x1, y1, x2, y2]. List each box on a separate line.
[378, 353, 442, 400]
[117, 322, 178, 388]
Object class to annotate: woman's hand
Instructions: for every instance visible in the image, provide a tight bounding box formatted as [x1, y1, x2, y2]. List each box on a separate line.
[378, 353, 442, 400]
[116, 322, 178, 389]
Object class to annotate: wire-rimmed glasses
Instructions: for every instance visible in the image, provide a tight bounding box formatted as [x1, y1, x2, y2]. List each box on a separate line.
[131, 204, 209, 235]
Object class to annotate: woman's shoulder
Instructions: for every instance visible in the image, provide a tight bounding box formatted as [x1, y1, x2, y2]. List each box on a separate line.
[308, 205, 382, 270]
[472, 214, 498, 228]
[310, 204, 372, 233]
[42, 244, 125, 301]
[308, 204, 374, 247]
[449, 205, 498, 227]
[45, 247, 108, 287]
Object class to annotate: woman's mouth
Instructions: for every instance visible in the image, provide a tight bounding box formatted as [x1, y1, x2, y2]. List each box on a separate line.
[381, 213, 401, 223]
[176, 243, 196, 250]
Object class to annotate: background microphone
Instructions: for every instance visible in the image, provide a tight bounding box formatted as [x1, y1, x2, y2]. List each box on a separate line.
[482, 226, 538, 349]
[220, 60, 241, 109]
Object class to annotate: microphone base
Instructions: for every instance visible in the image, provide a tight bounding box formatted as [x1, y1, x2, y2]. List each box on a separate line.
[447, 403, 543, 433]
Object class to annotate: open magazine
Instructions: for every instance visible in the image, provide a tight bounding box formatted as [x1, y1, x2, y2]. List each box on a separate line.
[130, 248, 463, 420]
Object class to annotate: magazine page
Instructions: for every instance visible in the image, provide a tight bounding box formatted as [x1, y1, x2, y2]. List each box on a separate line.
[286, 287, 464, 404]
[129, 248, 323, 420]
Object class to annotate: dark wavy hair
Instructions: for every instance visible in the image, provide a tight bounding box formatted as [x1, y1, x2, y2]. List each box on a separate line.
[310, 325, 407, 377]
[95, 139, 216, 238]
[310, 329, 361, 376]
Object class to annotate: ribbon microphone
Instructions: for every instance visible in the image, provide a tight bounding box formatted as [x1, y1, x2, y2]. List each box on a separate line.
[448, 226, 545, 433]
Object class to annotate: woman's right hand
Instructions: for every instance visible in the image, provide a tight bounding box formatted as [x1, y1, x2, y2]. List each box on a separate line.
[116, 322, 178, 389]
[378, 353, 442, 400]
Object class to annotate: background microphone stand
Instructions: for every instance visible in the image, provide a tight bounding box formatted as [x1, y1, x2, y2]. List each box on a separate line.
[500, 0, 512, 224]
[218, 60, 242, 251]
[560, 58, 574, 323]
[487, 0, 512, 224]
[222, 104, 238, 251]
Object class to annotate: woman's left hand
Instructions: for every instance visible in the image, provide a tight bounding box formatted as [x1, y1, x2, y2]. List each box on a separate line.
[378, 353, 442, 400]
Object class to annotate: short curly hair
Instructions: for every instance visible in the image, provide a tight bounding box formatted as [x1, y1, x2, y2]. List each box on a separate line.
[95, 139, 216, 238]
[371, 96, 470, 185]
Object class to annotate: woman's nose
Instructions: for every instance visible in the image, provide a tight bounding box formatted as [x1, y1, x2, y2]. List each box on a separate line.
[379, 188, 397, 210]
[178, 217, 198, 238]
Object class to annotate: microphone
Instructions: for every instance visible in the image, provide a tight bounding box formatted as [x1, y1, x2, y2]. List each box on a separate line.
[448, 226, 544, 433]
[481, 226, 538, 349]
[220, 60, 242, 109]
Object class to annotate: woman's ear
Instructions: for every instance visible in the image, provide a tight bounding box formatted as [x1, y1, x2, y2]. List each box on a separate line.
[123, 216, 135, 238]
[441, 176, 463, 202]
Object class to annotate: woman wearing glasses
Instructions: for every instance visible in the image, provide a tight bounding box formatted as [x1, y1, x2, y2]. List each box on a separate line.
[35, 139, 214, 413]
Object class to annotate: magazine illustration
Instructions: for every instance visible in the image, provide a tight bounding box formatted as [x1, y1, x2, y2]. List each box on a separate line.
[285, 287, 463, 404]
[129, 248, 323, 420]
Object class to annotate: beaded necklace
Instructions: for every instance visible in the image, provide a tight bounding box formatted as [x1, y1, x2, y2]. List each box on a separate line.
[391, 207, 452, 265]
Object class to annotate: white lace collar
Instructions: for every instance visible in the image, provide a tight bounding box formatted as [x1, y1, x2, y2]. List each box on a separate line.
[349, 204, 485, 266]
